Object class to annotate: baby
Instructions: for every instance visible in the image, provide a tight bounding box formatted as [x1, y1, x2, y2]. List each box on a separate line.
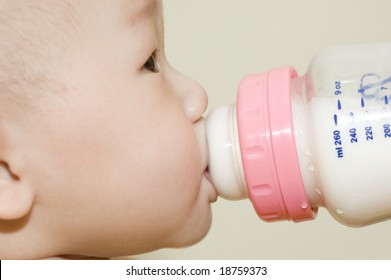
[0, 0, 217, 259]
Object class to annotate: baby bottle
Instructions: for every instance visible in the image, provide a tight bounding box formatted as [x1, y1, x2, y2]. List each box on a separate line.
[206, 42, 391, 226]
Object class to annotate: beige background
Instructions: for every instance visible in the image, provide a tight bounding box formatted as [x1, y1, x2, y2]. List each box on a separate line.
[137, 0, 391, 259]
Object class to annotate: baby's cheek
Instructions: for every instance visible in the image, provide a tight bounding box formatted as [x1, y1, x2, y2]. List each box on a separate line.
[152, 120, 202, 197]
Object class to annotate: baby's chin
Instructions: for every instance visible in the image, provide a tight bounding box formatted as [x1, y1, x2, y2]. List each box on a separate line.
[47, 222, 213, 259]
[166, 205, 213, 250]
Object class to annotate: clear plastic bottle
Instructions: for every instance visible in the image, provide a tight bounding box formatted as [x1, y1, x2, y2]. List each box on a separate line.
[206, 42, 391, 226]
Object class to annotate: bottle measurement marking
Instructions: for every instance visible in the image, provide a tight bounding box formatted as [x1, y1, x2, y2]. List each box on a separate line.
[349, 112, 354, 121]
[384, 124, 391, 138]
[349, 128, 358, 143]
[333, 130, 344, 158]
[333, 81, 344, 158]
[359, 74, 391, 98]
[365, 126, 374, 141]
[330, 78, 391, 158]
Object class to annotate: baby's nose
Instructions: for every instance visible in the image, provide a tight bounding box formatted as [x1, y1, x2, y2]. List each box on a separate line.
[183, 81, 208, 122]
[175, 73, 208, 122]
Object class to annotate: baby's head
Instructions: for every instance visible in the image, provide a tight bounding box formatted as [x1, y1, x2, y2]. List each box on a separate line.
[0, 0, 216, 259]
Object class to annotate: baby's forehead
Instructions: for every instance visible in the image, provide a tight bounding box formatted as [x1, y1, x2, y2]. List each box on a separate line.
[0, 0, 161, 64]
[0, 1, 79, 94]
[0, 1, 161, 95]
[0, 0, 160, 32]
[0, 1, 79, 53]
[126, 0, 161, 27]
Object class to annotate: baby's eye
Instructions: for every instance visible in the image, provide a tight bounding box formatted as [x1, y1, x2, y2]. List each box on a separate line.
[143, 51, 160, 73]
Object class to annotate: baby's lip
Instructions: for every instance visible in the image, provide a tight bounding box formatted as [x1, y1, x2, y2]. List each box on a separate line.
[204, 167, 212, 183]
[204, 169, 218, 203]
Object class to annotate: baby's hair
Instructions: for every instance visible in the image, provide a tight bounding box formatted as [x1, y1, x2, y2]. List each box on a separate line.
[0, 1, 79, 103]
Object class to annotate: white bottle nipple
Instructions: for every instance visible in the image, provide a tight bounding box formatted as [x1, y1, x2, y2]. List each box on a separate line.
[206, 104, 247, 200]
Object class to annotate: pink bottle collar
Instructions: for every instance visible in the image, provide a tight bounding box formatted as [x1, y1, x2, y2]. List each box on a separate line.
[236, 67, 317, 222]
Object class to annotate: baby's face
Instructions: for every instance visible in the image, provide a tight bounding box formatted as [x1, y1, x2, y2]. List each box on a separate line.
[0, 0, 216, 258]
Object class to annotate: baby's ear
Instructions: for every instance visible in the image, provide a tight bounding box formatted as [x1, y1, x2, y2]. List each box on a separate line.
[0, 161, 34, 220]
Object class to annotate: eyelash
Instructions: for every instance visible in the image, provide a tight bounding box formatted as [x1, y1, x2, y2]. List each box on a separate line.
[143, 50, 160, 73]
